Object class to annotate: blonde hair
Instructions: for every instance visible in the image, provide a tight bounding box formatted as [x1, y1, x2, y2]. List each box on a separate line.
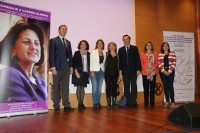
[107, 42, 117, 53]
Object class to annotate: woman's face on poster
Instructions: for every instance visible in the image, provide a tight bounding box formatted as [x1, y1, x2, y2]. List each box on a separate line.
[11, 29, 41, 65]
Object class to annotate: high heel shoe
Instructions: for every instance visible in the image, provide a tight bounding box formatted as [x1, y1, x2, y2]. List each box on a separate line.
[164, 102, 169, 108]
[171, 103, 175, 109]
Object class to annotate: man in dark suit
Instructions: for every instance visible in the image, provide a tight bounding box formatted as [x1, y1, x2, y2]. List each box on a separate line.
[49, 25, 74, 112]
[118, 35, 141, 108]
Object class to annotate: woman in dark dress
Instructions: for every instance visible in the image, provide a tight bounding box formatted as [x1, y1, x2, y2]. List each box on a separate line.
[72, 40, 90, 110]
[105, 42, 119, 108]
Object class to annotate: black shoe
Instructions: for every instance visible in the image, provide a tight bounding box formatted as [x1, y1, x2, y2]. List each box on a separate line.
[97, 103, 102, 109]
[132, 104, 139, 108]
[78, 104, 83, 110]
[93, 104, 97, 110]
[82, 104, 86, 110]
[64, 106, 74, 111]
[145, 105, 148, 108]
[126, 104, 131, 108]
[54, 108, 60, 112]
[151, 105, 155, 108]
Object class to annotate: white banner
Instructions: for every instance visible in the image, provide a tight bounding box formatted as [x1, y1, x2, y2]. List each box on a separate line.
[163, 31, 195, 102]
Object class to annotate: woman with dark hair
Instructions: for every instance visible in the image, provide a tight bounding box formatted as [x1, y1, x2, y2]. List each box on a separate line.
[105, 42, 119, 108]
[90, 39, 106, 110]
[72, 40, 90, 110]
[158, 42, 176, 109]
[140, 41, 158, 108]
[0, 22, 47, 102]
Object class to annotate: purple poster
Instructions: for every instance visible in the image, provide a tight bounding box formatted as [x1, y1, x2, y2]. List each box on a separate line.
[0, 1, 50, 117]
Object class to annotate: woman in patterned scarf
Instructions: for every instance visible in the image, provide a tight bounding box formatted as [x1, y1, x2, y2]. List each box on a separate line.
[140, 41, 158, 108]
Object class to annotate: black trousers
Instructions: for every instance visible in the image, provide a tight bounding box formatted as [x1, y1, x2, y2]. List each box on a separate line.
[105, 75, 118, 97]
[123, 74, 137, 105]
[52, 62, 70, 109]
[142, 75, 156, 106]
[160, 71, 175, 103]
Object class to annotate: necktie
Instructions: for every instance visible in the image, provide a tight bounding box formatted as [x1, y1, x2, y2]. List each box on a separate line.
[126, 46, 129, 66]
[62, 38, 68, 59]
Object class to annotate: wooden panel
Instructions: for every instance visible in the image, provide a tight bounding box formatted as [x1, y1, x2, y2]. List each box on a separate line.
[176, 20, 196, 32]
[176, 0, 196, 11]
[156, 0, 163, 19]
[157, 17, 164, 32]
[136, 0, 156, 6]
[176, 8, 196, 23]
[136, 30, 157, 44]
[136, 16, 157, 31]
[163, 4, 177, 19]
[163, 18, 177, 31]
[135, 1, 157, 19]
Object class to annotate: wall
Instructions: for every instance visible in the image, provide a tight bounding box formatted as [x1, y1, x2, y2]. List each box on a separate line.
[135, 0, 196, 104]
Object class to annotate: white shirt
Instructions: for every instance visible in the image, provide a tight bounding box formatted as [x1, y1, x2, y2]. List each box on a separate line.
[83, 55, 87, 72]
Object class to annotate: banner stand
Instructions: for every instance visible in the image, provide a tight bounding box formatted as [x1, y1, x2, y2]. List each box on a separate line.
[163, 31, 195, 103]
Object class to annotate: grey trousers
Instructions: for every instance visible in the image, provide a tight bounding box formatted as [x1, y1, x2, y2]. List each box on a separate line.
[53, 62, 70, 109]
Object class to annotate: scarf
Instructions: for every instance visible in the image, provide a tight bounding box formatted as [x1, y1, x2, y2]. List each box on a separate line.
[147, 52, 154, 81]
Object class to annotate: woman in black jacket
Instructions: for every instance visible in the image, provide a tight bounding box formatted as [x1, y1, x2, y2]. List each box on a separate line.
[72, 40, 90, 110]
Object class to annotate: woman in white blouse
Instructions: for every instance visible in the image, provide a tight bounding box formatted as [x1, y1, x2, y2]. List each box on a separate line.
[90, 39, 106, 110]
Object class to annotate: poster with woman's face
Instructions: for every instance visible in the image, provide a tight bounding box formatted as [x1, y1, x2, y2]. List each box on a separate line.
[0, 1, 50, 117]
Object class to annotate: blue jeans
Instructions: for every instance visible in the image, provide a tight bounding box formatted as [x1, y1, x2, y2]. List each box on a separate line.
[90, 69, 105, 104]
[160, 70, 175, 103]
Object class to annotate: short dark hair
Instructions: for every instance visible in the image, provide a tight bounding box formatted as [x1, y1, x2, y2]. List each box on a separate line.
[58, 25, 67, 30]
[77, 40, 89, 50]
[160, 42, 170, 53]
[122, 35, 131, 40]
[0, 22, 46, 66]
[95, 39, 104, 50]
[143, 41, 154, 52]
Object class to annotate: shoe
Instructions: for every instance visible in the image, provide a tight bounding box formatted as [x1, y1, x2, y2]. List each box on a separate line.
[126, 104, 131, 108]
[145, 105, 148, 108]
[93, 104, 97, 110]
[112, 97, 118, 108]
[106, 97, 111, 109]
[54, 108, 60, 112]
[132, 104, 139, 108]
[164, 102, 169, 108]
[64, 106, 74, 111]
[78, 104, 83, 110]
[82, 104, 86, 110]
[151, 105, 155, 108]
[97, 103, 102, 109]
[171, 103, 175, 109]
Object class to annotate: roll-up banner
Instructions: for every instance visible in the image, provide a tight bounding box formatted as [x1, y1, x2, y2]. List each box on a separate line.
[0, 1, 50, 117]
[163, 31, 195, 103]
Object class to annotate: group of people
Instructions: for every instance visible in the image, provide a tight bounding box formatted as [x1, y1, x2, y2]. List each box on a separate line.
[0, 22, 176, 112]
[49, 25, 176, 112]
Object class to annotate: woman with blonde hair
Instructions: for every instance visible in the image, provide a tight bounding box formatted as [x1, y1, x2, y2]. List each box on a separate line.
[105, 42, 119, 108]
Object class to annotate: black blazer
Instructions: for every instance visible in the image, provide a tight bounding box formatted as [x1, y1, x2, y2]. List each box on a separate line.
[118, 45, 141, 75]
[49, 36, 73, 70]
[72, 51, 90, 84]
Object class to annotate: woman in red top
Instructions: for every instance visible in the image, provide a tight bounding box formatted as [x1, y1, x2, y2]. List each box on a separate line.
[158, 42, 176, 109]
[140, 41, 158, 108]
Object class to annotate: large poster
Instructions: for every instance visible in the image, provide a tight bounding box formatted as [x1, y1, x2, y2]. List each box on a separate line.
[163, 31, 195, 102]
[0, 1, 50, 117]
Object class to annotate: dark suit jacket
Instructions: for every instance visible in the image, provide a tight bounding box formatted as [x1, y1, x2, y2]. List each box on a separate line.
[0, 65, 47, 103]
[118, 45, 141, 75]
[72, 51, 90, 84]
[49, 36, 73, 70]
